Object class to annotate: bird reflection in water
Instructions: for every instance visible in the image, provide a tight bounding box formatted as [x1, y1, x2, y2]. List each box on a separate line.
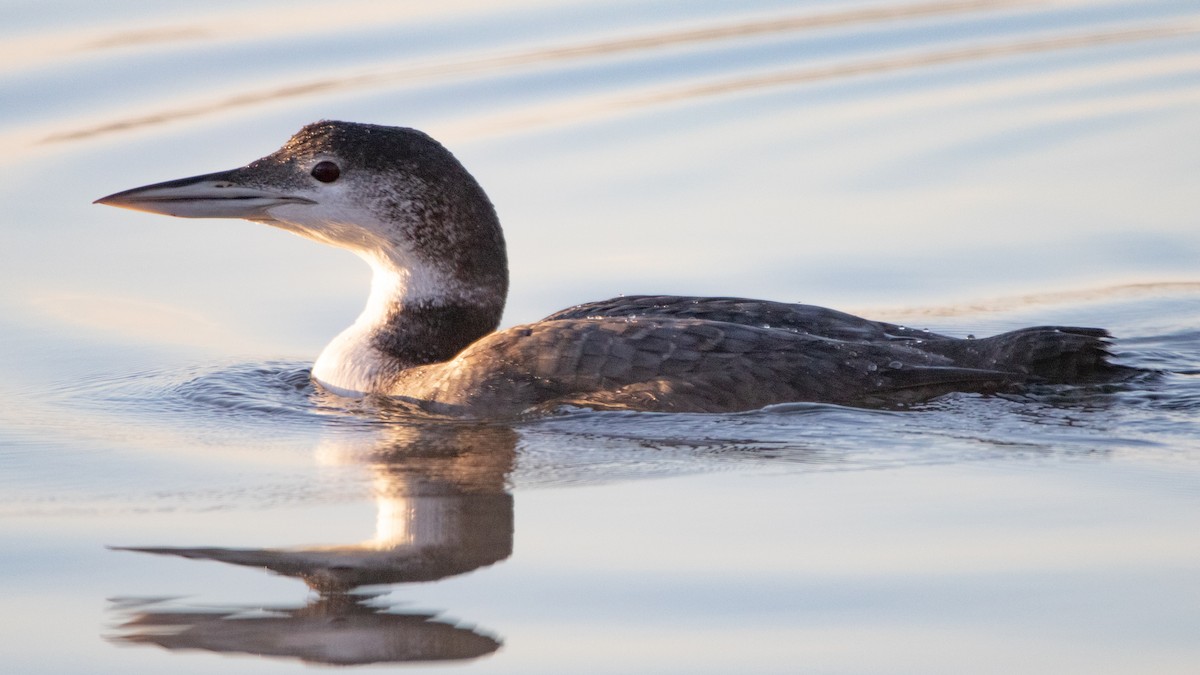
[108, 423, 517, 666]
[108, 592, 500, 665]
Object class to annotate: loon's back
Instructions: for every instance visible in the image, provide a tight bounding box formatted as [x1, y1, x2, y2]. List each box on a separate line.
[392, 295, 1129, 415]
[550, 296, 1124, 381]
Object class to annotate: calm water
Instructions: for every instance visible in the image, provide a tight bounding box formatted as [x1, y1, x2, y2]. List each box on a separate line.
[3, 1, 1200, 672]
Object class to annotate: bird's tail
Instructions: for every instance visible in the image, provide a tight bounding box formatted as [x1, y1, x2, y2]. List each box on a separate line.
[961, 326, 1136, 383]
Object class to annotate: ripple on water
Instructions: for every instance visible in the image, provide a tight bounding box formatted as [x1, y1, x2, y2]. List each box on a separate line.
[50, 360, 411, 432]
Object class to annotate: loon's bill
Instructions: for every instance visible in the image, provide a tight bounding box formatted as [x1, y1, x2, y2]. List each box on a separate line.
[96, 168, 316, 219]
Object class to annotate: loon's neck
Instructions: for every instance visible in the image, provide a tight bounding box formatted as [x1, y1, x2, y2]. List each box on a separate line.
[312, 254, 505, 397]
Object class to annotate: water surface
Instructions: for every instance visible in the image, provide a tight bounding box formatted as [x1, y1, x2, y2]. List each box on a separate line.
[2, 1, 1200, 672]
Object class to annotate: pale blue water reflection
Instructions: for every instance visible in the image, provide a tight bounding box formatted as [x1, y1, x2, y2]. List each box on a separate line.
[2, 0, 1200, 673]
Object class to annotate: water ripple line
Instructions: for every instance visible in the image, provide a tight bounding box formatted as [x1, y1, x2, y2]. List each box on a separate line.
[445, 21, 1200, 139]
[38, 0, 1057, 144]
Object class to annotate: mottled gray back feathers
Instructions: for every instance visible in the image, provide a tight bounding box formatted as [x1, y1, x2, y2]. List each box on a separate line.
[393, 295, 1131, 415]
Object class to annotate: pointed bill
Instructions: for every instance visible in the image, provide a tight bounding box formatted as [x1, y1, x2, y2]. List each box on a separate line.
[95, 167, 315, 219]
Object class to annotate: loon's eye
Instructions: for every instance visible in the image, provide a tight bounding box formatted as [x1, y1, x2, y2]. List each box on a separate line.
[311, 161, 340, 183]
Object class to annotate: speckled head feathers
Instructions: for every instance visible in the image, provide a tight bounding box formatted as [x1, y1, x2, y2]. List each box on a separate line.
[96, 119, 509, 313]
[264, 122, 507, 287]
[276, 121, 460, 177]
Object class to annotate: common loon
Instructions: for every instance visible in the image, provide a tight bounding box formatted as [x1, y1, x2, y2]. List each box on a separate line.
[96, 121, 1127, 415]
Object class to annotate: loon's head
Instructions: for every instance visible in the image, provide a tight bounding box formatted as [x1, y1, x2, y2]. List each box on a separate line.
[96, 121, 508, 306]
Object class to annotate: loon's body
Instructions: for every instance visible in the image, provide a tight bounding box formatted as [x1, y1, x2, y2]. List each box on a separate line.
[97, 121, 1125, 416]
